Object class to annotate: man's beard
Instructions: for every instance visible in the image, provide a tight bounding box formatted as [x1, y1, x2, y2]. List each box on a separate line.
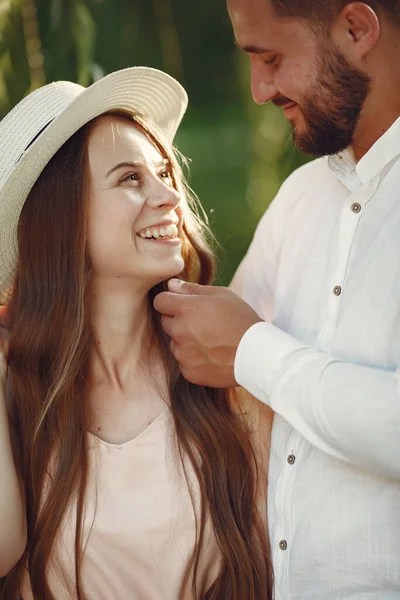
[284, 46, 371, 157]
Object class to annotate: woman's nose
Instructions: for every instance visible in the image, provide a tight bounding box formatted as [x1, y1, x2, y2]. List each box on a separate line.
[147, 177, 181, 210]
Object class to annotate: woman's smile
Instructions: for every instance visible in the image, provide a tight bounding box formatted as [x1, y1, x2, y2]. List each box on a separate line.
[137, 221, 180, 241]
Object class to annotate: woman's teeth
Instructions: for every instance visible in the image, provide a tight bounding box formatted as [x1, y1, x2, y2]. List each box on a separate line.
[139, 224, 179, 240]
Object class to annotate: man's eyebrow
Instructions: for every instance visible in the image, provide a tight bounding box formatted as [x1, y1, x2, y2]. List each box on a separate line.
[234, 40, 273, 54]
[106, 159, 170, 178]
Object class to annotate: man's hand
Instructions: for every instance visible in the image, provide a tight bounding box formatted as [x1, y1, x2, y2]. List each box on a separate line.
[153, 279, 263, 387]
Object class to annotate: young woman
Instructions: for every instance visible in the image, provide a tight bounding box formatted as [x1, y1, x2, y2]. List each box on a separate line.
[0, 67, 273, 600]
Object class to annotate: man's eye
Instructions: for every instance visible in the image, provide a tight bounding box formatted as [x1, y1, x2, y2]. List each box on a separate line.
[264, 56, 278, 66]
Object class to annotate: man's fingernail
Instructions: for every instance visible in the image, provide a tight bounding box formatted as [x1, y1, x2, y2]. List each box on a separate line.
[168, 278, 184, 288]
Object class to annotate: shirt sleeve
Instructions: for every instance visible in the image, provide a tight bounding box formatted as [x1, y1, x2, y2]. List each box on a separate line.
[235, 321, 400, 479]
[230, 160, 315, 310]
[230, 190, 283, 322]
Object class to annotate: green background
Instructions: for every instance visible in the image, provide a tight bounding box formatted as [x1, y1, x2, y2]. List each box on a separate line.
[0, 0, 310, 283]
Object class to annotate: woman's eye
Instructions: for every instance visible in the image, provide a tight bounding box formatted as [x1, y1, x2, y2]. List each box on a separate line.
[122, 173, 139, 183]
[159, 170, 173, 183]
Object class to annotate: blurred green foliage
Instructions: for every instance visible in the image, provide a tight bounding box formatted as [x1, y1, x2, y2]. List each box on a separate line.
[0, 0, 310, 284]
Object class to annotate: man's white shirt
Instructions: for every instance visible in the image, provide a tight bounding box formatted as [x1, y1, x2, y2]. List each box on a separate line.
[232, 117, 400, 599]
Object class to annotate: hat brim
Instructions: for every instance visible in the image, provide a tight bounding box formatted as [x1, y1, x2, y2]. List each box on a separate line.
[0, 67, 188, 303]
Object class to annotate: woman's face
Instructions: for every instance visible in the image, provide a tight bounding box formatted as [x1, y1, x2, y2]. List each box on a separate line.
[86, 115, 184, 290]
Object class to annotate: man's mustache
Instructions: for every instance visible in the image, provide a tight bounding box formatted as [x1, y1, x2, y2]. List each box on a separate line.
[272, 96, 295, 108]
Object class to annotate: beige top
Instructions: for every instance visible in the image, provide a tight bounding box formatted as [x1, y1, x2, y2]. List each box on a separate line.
[20, 408, 220, 600]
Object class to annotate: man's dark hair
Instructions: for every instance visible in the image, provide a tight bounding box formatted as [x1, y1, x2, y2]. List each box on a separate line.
[270, 0, 400, 27]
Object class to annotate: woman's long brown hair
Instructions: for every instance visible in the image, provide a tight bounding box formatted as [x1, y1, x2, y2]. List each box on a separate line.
[0, 113, 273, 599]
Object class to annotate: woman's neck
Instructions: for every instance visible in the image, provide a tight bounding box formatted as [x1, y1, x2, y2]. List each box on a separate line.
[87, 278, 155, 392]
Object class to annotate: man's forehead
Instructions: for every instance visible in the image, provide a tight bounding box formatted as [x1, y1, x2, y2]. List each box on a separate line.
[227, 0, 274, 21]
[228, 0, 283, 42]
[229, 0, 313, 53]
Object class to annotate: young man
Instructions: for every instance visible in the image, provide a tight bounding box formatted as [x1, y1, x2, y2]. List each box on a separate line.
[154, 1, 400, 598]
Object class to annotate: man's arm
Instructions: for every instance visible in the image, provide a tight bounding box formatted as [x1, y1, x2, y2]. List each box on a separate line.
[236, 322, 400, 479]
[156, 162, 399, 478]
[232, 191, 400, 479]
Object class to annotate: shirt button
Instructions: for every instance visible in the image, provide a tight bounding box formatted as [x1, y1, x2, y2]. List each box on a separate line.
[287, 454, 296, 465]
[279, 540, 288, 551]
[351, 202, 361, 213]
[333, 285, 342, 296]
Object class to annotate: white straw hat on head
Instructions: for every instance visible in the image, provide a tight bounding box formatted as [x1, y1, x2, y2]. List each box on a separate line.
[0, 66, 188, 303]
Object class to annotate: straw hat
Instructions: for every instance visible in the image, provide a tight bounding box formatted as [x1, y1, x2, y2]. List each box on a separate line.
[0, 66, 188, 303]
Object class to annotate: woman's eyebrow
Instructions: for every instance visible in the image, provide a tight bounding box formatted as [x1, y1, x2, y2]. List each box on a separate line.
[106, 161, 144, 178]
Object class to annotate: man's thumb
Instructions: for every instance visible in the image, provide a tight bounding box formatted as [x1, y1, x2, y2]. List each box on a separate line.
[167, 279, 213, 295]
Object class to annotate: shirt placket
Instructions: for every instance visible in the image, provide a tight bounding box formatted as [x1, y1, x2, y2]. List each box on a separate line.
[273, 171, 380, 600]
[272, 429, 306, 600]
[316, 176, 379, 352]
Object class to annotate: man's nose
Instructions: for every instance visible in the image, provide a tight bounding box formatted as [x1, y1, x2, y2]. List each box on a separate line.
[250, 58, 278, 105]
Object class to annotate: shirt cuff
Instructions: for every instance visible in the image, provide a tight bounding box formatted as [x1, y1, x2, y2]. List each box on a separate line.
[234, 321, 308, 405]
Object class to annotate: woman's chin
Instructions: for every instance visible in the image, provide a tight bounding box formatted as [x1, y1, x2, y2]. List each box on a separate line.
[146, 259, 185, 289]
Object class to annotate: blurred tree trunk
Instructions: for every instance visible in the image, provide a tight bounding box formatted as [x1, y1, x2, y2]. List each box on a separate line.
[21, 0, 45, 90]
[0, 0, 30, 115]
[0, 0, 96, 118]
[151, 0, 184, 81]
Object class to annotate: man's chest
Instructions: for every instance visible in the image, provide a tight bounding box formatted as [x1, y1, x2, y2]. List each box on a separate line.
[272, 171, 400, 368]
[268, 414, 400, 600]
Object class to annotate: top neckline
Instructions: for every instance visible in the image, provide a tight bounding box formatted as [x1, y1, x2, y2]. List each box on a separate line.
[87, 407, 171, 449]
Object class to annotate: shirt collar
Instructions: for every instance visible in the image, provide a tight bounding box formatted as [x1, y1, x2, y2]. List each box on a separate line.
[328, 116, 400, 190]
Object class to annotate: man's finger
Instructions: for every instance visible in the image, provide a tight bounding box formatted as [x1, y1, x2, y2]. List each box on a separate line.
[167, 279, 220, 296]
[170, 341, 186, 368]
[160, 314, 175, 338]
[153, 291, 184, 316]
[170, 339, 178, 357]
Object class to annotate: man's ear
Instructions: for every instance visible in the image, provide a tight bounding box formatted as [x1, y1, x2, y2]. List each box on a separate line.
[333, 2, 380, 59]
